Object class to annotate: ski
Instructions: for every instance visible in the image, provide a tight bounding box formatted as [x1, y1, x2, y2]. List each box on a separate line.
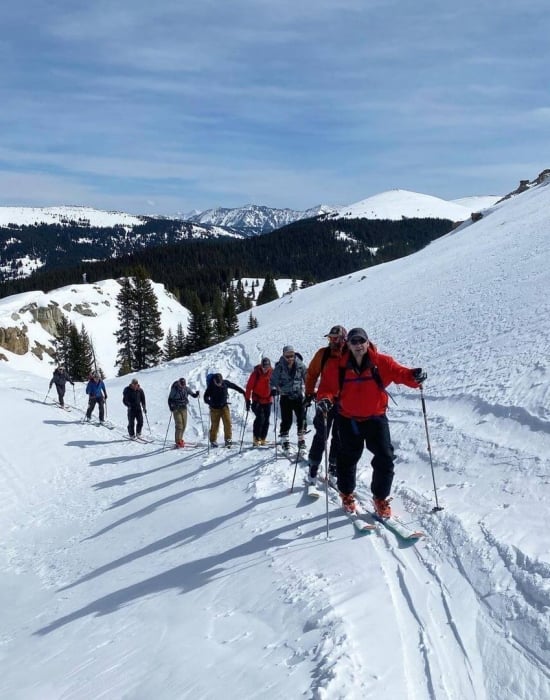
[125, 435, 153, 444]
[367, 511, 424, 541]
[325, 478, 377, 533]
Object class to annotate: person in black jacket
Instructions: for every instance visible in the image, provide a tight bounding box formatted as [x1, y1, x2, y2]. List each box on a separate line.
[49, 366, 74, 407]
[122, 378, 146, 438]
[203, 373, 245, 447]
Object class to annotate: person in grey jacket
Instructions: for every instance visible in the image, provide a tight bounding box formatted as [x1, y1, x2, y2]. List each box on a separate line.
[49, 366, 74, 407]
[168, 377, 199, 448]
[270, 345, 307, 452]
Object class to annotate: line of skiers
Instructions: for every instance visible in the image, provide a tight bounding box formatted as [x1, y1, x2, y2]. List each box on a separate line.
[48, 324, 426, 518]
[243, 324, 426, 517]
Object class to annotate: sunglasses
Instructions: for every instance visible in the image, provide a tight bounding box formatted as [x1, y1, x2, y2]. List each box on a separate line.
[349, 336, 367, 345]
[284, 354, 295, 359]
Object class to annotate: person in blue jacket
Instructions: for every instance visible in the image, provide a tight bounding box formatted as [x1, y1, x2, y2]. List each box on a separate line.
[85, 372, 108, 422]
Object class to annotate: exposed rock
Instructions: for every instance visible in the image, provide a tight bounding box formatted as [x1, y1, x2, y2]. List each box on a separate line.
[73, 303, 97, 317]
[19, 302, 66, 335]
[31, 341, 55, 360]
[535, 169, 550, 184]
[0, 326, 29, 355]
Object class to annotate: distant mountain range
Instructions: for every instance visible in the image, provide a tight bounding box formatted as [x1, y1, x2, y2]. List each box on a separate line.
[0, 189, 502, 283]
[185, 203, 338, 235]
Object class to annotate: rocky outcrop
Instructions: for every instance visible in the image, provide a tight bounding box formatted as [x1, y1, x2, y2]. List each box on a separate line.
[19, 301, 66, 335]
[0, 326, 29, 355]
[31, 341, 55, 361]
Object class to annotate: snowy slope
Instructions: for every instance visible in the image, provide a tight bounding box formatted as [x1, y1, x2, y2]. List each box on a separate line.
[451, 195, 501, 210]
[0, 205, 146, 228]
[332, 189, 472, 221]
[1, 180, 550, 699]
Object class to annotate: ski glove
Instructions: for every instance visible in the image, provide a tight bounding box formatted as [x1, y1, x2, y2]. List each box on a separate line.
[246, 400, 251, 411]
[303, 394, 315, 408]
[270, 388, 279, 397]
[316, 398, 332, 414]
[412, 368, 427, 384]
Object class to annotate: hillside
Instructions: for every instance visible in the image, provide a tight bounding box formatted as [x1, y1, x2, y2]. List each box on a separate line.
[1, 175, 549, 698]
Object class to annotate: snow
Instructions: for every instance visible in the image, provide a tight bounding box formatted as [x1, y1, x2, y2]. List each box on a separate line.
[0, 205, 146, 228]
[333, 189, 473, 221]
[451, 195, 502, 211]
[1, 178, 550, 699]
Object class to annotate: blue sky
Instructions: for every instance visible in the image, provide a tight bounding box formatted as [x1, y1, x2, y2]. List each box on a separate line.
[1, 1, 549, 215]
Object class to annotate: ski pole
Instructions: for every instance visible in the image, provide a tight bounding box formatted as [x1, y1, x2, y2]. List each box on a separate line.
[197, 394, 205, 437]
[289, 448, 301, 493]
[420, 385, 443, 512]
[239, 402, 250, 453]
[163, 413, 172, 450]
[273, 395, 279, 460]
[322, 408, 330, 538]
[144, 410, 151, 435]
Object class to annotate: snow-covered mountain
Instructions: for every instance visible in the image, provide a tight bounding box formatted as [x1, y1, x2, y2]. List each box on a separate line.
[186, 203, 338, 235]
[1, 174, 550, 699]
[329, 189, 475, 221]
[0, 205, 148, 228]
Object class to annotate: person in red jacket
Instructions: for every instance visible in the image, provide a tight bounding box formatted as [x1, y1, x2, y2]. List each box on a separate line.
[304, 325, 347, 482]
[335, 327, 426, 518]
[245, 357, 273, 446]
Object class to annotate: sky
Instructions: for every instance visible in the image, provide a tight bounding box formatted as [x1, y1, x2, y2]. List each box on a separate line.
[1, 176, 550, 698]
[1, 1, 549, 216]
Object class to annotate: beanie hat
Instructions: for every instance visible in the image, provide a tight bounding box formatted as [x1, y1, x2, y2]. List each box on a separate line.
[282, 345, 294, 354]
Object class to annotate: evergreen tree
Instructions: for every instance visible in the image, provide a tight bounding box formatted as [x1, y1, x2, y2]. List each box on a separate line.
[175, 322, 186, 357]
[256, 274, 279, 305]
[53, 315, 72, 368]
[115, 277, 134, 373]
[186, 302, 213, 353]
[223, 290, 239, 336]
[114, 269, 163, 372]
[247, 311, 258, 329]
[68, 323, 93, 381]
[211, 289, 227, 343]
[163, 328, 177, 361]
[132, 269, 163, 370]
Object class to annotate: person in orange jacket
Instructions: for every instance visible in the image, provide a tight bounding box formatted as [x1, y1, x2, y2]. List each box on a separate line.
[245, 357, 273, 446]
[334, 327, 426, 518]
[304, 325, 347, 483]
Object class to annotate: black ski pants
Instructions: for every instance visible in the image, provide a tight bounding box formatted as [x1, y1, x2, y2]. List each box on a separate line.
[335, 414, 395, 499]
[251, 402, 271, 440]
[127, 407, 144, 437]
[86, 397, 105, 422]
[308, 404, 339, 468]
[278, 395, 305, 438]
